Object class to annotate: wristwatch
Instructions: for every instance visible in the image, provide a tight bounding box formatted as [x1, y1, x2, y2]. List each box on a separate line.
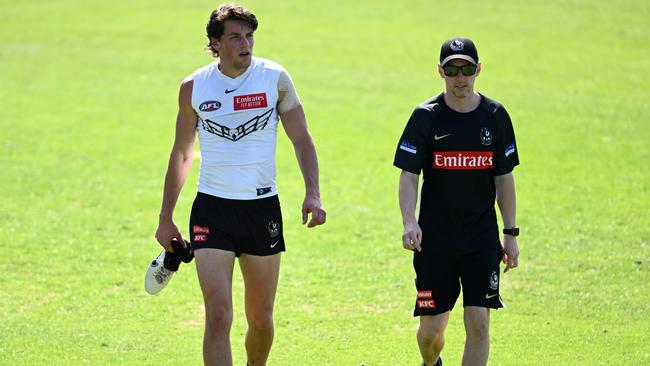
[502, 227, 520, 237]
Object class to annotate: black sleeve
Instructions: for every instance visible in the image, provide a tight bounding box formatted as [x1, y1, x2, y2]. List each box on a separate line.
[492, 105, 520, 176]
[393, 107, 430, 174]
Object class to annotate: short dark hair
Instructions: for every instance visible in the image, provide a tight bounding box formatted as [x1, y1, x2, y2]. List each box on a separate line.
[205, 3, 258, 57]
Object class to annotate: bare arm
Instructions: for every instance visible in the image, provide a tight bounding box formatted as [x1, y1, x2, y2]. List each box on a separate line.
[495, 172, 519, 272]
[279, 104, 325, 228]
[399, 170, 422, 251]
[155, 77, 198, 251]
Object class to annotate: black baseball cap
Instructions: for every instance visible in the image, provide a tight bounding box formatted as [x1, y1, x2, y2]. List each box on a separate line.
[439, 37, 479, 66]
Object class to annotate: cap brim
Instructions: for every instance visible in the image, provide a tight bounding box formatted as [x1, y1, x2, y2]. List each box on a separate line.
[440, 55, 477, 66]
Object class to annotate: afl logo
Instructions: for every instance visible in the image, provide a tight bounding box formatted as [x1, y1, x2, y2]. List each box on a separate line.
[199, 101, 221, 112]
[451, 39, 464, 51]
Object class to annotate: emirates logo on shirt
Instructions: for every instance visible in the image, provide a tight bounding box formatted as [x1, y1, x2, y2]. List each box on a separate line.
[433, 151, 493, 170]
[234, 93, 268, 110]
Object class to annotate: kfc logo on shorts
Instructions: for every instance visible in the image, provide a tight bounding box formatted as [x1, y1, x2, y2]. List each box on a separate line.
[193, 225, 210, 234]
[193, 234, 207, 243]
[417, 290, 433, 299]
[234, 93, 267, 111]
[417, 299, 437, 309]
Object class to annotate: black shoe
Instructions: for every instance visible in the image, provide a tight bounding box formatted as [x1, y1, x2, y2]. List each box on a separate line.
[167, 238, 194, 267]
[422, 357, 442, 366]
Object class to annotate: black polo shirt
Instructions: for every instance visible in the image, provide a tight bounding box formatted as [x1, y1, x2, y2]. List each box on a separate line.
[394, 93, 519, 253]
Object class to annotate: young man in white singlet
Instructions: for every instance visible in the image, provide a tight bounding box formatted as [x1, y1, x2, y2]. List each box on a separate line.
[154, 4, 326, 365]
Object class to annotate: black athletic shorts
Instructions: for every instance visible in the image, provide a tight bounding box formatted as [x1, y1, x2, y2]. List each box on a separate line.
[189, 192, 285, 256]
[413, 247, 504, 316]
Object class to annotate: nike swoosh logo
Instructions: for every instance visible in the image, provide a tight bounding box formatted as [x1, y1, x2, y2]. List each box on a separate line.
[434, 133, 452, 141]
[270, 241, 278, 248]
[225, 88, 238, 94]
[485, 293, 498, 299]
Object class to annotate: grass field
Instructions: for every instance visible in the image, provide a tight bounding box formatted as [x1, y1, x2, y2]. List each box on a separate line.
[1, 0, 649, 365]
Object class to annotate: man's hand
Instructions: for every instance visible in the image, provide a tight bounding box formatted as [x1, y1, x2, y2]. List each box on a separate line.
[502, 235, 519, 273]
[155, 219, 183, 252]
[402, 221, 422, 252]
[302, 195, 326, 228]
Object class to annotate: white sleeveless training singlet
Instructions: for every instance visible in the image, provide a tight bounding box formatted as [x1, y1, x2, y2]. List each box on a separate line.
[191, 57, 283, 200]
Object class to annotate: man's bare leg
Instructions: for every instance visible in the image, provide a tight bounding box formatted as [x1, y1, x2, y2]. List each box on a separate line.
[195, 248, 236, 366]
[462, 306, 490, 366]
[239, 253, 281, 366]
[418, 312, 450, 365]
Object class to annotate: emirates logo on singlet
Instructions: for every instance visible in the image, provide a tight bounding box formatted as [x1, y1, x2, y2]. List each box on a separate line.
[234, 93, 268, 111]
[433, 151, 493, 170]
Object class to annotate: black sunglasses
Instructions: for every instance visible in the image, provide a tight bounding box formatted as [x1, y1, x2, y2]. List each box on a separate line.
[442, 64, 477, 77]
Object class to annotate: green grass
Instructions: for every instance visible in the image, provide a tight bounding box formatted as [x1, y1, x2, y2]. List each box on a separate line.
[1, 0, 649, 364]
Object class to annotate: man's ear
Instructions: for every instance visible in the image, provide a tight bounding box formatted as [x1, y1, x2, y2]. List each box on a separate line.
[209, 37, 220, 51]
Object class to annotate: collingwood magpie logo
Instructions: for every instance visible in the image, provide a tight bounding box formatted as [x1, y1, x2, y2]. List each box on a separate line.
[451, 39, 464, 51]
[201, 109, 273, 141]
[268, 220, 280, 238]
[489, 271, 499, 290]
[480, 127, 493, 145]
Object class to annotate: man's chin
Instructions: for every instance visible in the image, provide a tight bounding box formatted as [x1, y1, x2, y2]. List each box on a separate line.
[452, 91, 470, 99]
[235, 57, 252, 70]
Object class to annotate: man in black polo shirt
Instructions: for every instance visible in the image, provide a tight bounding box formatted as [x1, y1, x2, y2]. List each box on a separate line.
[394, 37, 520, 366]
